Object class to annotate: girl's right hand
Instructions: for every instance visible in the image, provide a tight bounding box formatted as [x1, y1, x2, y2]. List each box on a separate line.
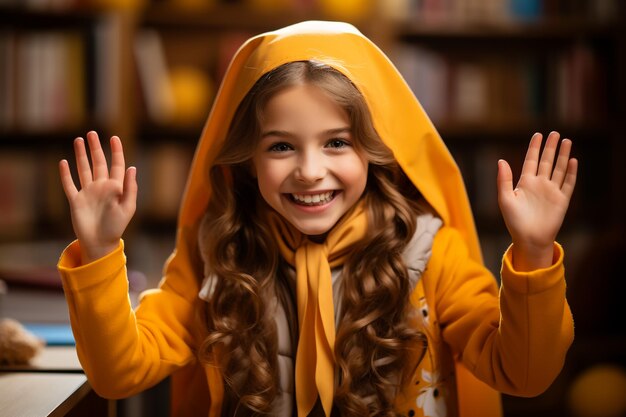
[59, 131, 137, 264]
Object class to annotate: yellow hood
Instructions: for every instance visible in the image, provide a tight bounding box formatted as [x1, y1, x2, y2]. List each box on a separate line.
[178, 20, 482, 264]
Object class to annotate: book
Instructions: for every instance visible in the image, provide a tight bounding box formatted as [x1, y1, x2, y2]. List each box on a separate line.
[0, 152, 37, 238]
[5, 30, 86, 131]
[0, 32, 16, 131]
[393, 44, 449, 124]
[23, 323, 75, 346]
[133, 29, 175, 124]
[141, 143, 192, 220]
[94, 13, 123, 126]
[452, 62, 488, 122]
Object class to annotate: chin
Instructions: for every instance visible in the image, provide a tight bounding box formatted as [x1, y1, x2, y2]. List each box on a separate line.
[292, 222, 334, 237]
[299, 227, 332, 237]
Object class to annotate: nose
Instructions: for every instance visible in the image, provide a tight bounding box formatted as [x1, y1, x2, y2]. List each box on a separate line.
[295, 151, 326, 183]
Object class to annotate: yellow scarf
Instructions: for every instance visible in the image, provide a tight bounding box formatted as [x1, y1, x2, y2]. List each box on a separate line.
[267, 202, 368, 416]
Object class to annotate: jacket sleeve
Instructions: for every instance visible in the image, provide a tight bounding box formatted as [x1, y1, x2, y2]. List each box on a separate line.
[433, 227, 574, 397]
[57, 225, 202, 399]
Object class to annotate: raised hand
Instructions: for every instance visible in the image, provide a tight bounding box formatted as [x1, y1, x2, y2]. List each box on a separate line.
[497, 131, 578, 271]
[59, 131, 137, 264]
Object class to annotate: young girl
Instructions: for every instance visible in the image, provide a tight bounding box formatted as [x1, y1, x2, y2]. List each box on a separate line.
[58, 21, 577, 417]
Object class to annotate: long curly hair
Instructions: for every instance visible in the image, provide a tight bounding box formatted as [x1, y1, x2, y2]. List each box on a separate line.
[197, 61, 428, 416]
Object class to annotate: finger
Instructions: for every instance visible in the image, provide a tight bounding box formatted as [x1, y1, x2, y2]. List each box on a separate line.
[561, 158, 578, 200]
[537, 131, 560, 178]
[551, 138, 572, 186]
[121, 166, 138, 214]
[109, 136, 126, 182]
[520, 132, 542, 177]
[86, 131, 109, 180]
[497, 159, 514, 204]
[74, 137, 93, 187]
[59, 159, 78, 200]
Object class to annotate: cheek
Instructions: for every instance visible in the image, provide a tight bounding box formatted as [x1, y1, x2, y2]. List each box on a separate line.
[356, 170, 368, 197]
[344, 156, 369, 194]
[255, 160, 286, 196]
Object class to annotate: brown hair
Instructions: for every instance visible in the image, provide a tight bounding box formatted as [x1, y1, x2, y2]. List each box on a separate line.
[197, 61, 427, 415]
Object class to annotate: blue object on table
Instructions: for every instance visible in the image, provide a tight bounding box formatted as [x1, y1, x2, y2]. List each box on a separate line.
[24, 323, 75, 346]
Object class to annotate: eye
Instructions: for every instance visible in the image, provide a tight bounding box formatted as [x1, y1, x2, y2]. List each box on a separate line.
[326, 139, 350, 149]
[268, 142, 293, 152]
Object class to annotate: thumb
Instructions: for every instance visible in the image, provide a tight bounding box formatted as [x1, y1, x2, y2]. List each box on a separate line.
[497, 159, 514, 203]
[121, 166, 138, 213]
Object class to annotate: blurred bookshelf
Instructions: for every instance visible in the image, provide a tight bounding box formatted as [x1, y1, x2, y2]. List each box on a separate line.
[383, 2, 626, 417]
[1, 0, 625, 416]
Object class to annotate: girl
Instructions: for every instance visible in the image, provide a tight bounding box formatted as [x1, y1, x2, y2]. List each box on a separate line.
[58, 21, 577, 417]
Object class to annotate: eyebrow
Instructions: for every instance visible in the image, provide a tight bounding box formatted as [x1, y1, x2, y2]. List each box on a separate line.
[260, 127, 351, 139]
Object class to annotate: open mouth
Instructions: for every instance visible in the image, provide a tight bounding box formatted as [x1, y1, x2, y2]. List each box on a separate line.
[290, 191, 335, 206]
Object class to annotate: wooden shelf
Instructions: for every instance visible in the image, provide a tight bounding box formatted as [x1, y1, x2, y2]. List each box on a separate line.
[397, 17, 621, 41]
[0, 125, 106, 146]
[142, 3, 328, 32]
[436, 120, 613, 142]
[0, 7, 100, 29]
[1, 2, 621, 240]
[137, 122, 204, 142]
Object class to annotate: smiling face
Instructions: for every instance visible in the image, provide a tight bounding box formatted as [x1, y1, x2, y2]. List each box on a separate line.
[252, 83, 369, 236]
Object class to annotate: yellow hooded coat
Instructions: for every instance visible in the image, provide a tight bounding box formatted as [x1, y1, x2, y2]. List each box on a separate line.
[58, 21, 573, 417]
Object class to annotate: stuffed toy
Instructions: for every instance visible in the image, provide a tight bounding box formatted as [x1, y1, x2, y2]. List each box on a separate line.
[0, 318, 45, 365]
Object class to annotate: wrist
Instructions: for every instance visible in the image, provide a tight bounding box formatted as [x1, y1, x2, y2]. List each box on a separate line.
[511, 241, 554, 272]
[79, 241, 119, 265]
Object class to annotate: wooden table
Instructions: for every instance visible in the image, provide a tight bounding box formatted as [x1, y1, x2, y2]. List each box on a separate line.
[0, 372, 89, 416]
[1, 346, 82, 372]
[0, 347, 115, 416]
[1, 284, 116, 415]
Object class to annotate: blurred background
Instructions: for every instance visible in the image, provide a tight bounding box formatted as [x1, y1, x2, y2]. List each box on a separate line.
[1, 0, 625, 416]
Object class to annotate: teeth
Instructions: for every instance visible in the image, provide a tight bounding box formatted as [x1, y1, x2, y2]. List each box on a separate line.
[291, 191, 334, 205]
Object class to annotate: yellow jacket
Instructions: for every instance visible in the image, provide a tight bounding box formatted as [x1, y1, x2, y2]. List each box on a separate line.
[58, 231, 572, 416]
[58, 21, 574, 416]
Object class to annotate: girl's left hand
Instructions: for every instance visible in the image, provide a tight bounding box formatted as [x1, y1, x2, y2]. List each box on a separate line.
[497, 131, 578, 271]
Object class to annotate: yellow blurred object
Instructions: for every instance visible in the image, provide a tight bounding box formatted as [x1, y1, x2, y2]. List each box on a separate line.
[568, 364, 626, 417]
[318, 0, 373, 20]
[247, 0, 291, 12]
[169, 66, 214, 126]
[91, 0, 147, 11]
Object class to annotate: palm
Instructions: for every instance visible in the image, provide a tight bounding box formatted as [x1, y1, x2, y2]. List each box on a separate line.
[69, 178, 132, 245]
[497, 132, 578, 250]
[59, 131, 137, 263]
